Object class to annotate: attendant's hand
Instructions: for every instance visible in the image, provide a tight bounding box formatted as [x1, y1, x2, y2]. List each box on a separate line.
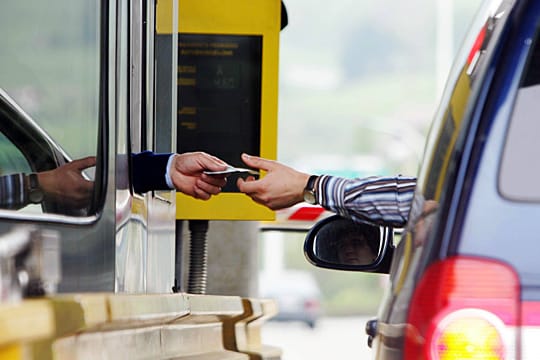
[38, 156, 96, 208]
[236, 153, 310, 210]
[170, 152, 228, 200]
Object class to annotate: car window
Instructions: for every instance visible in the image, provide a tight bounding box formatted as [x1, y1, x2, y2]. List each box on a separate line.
[0, 132, 31, 175]
[458, 4, 540, 285]
[499, 32, 540, 201]
[388, 0, 510, 293]
[0, 129, 45, 215]
[0, 1, 101, 217]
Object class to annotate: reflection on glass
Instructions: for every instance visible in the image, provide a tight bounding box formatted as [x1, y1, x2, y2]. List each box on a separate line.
[314, 219, 381, 266]
[0, 89, 97, 216]
[0, 1, 100, 217]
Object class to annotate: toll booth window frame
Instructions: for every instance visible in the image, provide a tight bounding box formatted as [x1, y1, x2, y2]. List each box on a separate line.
[0, 0, 108, 222]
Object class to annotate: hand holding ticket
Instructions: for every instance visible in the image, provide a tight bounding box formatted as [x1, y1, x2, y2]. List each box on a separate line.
[204, 165, 259, 176]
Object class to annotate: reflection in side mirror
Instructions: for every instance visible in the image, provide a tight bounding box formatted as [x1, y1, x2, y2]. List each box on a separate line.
[316, 219, 380, 265]
[304, 215, 393, 273]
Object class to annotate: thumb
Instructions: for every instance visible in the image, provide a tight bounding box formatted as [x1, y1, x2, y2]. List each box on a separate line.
[198, 154, 228, 172]
[241, 153, 273, 171]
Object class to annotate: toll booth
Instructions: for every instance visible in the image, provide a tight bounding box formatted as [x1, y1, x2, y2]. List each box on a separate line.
[173, 0, 282, 220]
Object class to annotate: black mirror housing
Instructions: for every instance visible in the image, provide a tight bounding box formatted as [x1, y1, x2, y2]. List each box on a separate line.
[303, 215, 394, 273]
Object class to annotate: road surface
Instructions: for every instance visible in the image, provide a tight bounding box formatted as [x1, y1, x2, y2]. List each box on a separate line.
[261, 316, 373, 359]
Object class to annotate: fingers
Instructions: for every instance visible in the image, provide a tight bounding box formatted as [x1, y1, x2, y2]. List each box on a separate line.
[174, 152, 275, 201]
[201, 173, 227, 187]
[72, 156, 97, 170]
[194, 179, 223, 199]
[240, 153, 273, 172]
[174, 172, 227, 200]
[197, 152, 228, 172]
[188, 178, 225, 200]
[174, 152, 228, 175]
[236, 176, 258, 194]
[70, 160, 96, 186]
[236, 177, 276, 208]
[207, 153, 229, 167]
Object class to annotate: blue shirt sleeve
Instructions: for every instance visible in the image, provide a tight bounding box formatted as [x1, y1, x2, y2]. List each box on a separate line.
[131, 151, 174, 193]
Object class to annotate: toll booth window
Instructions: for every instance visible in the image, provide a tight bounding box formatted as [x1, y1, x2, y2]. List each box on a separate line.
[499, 31, 540, 201]
[178, 34, 262, 192]
[0, 1, 101, 217]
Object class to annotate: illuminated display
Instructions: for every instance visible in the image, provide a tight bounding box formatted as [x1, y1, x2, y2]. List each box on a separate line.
[177, 34, 262, 192]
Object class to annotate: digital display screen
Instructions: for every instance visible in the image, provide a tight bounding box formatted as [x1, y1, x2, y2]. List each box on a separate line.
[177, 34, 262, 192]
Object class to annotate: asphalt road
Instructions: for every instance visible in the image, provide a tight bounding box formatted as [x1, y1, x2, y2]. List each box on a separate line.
[261, 316, 373, 360]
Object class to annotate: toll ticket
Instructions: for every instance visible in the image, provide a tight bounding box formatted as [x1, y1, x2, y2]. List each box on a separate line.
[204, 165, 259, 176]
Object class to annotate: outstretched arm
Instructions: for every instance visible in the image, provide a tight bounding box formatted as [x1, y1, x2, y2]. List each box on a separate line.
[237, 153, 417, 227]
[131, 151, 228, 200]
[315, 174, 416, 227]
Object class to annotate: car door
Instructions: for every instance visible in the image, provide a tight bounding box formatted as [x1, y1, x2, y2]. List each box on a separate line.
[370, 0, 519, 358]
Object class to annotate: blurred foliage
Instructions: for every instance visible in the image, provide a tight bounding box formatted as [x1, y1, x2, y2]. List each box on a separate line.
[277, 0, 483, 177]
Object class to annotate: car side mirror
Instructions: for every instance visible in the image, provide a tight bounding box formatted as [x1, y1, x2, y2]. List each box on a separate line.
[303, 215, 394, 273]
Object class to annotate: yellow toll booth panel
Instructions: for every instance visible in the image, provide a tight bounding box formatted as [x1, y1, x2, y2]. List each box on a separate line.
[156, 0, 282, 221]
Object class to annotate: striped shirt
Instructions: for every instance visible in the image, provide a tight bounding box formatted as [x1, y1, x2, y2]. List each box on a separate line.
[0, 173, 28, 210]
[314, 175, 417, 227]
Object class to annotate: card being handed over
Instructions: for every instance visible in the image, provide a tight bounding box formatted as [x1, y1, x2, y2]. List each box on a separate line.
[204, 165, 259, 176]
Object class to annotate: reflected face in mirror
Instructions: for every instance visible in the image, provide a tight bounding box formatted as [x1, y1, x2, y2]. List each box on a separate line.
[336, 234, 377, 265]
[314, 219, 381, 266]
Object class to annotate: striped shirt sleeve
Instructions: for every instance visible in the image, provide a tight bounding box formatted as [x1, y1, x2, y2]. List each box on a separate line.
[315, 175, 417, 227]
[0, 173, 28, 210]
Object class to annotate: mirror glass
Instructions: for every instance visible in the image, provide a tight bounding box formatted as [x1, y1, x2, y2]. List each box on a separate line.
[311, 218, 382, 266]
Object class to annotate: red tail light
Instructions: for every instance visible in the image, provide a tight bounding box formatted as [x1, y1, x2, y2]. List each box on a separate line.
[404, 257, 519, 360]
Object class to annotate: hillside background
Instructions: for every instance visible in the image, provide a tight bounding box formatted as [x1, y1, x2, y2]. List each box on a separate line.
[276, 0, 482, 177]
